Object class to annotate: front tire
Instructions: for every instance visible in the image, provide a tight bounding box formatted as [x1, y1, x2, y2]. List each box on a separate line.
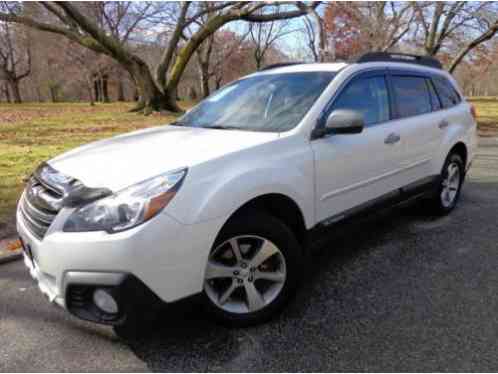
[202, 211, 303, 327]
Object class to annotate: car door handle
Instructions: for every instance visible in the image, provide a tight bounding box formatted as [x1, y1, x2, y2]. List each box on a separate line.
[384, 133, 401, 145]
[438, 120, 449, 129]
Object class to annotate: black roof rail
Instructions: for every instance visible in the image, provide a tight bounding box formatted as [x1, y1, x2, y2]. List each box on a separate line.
[357, 52, 443, 70]
[259, 62, 307, 71]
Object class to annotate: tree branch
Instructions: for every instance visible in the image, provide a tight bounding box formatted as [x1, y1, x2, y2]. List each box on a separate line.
[155, 1, 190, 90]
[40, 1, 79, 30]
[448, 20, 498, 73]
[56, 2, 132, 62]
[240, 2, 320, 23]
[0, 10, 109, 55]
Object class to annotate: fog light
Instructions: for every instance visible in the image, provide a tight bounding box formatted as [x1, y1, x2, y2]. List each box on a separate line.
[93, 289, 118, 314]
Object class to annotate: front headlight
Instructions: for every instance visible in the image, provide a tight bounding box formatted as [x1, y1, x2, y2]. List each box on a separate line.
[63, 168, 187, 233]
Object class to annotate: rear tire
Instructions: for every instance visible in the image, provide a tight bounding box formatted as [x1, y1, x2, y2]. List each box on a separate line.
[202, 211, 303, 327]
[428, 152, 465, 215]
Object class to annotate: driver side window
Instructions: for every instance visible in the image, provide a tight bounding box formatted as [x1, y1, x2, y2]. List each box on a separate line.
[331, 76, 390, 126]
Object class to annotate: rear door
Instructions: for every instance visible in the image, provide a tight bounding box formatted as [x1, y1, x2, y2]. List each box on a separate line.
[387, 71, 442, 184]
[432, 75, 466, 134]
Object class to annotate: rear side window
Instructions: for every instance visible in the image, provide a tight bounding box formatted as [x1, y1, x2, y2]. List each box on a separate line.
[331, 76, 389, 126]
[426, 79, 441, 111]
[432, 76, 461, 108]
[391, 76, 432, 118]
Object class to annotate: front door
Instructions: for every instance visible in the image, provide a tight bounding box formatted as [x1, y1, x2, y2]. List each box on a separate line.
[312, 71, 404, 223]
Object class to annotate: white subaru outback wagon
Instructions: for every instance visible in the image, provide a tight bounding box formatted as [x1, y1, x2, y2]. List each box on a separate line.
[17, 53, 477, 331]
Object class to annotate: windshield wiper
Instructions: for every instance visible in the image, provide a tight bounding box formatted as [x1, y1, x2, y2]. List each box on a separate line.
[169, 121, 187, 126]
[170, 122, 241, 130]
[205, 125, 241, 130]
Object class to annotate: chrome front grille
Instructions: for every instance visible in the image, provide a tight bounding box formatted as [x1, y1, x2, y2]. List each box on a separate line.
[18, 162, 111, 240]
[19, 178, 63, 240]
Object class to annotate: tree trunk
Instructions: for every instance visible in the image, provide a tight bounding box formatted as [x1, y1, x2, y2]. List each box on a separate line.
[254, 51, 263, 70]
[117, 75, 125, 101]
[198, 61, 210, 98]
[163, 13, 236, 106]
[86, 77, 95, 106]
[126, 57, 181, 114]
[189, 86, 197, 100]
[8, 79, 22, 103]
[36, 86, 42, 102]
[98, 79, 103, 102]
[94, 80, 100, 102]
[4, 83, 11, 103]
[49, 85, 57, 103]
[102, 75, 110, 103]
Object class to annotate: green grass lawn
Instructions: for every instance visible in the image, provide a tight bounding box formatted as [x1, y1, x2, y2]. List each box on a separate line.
[469, 97, 498, 137]
[0, 98, 497, 237]
[0, 102, 188, 235]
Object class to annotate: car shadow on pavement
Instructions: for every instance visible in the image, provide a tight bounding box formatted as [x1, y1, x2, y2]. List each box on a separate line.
[123, 203, 441, 371]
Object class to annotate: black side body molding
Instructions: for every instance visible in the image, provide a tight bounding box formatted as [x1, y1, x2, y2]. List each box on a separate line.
[310, 175, 440, 238]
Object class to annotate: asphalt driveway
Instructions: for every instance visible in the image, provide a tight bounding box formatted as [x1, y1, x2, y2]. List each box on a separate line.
[1, 139, 498, 372]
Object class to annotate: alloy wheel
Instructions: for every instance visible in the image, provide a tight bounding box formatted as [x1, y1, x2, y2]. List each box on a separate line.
[441, 162, 461, 208]
[204, 235, 287, 314]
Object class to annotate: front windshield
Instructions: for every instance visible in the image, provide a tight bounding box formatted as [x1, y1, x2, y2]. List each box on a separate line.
[177, 72, 336, 132]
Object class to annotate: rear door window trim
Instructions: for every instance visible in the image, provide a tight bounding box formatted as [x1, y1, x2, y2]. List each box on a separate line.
[389, 73, 434, 119]
[431, 75, 462, 109]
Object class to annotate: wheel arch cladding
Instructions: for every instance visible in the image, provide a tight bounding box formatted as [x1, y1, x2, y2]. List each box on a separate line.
[219, 193, 308, 248]
[450, 142, 468, 169]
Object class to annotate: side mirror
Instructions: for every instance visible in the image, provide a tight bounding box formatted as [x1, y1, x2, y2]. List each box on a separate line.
[325, 109, 365, 135]
[313, 109, 365, 139]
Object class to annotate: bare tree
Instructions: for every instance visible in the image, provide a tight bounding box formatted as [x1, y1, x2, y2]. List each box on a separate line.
[0, 21, 30, 103]
[0, 1, 319, 114]
[189, 2, 253, 98]
[210, 30, 251, 90]
[188, 3, 217, 99]
[301, 5, 327, 62]
[1, 81, 9, 102]
[249, 13, 294, 69]
[323, 2, 414, 60]
[302, 15, 318, 61]
[412, 2, 498, 73]
[195, 34, 214, 98]
[448, 20, 498, 73]
[90, 2, 166, 101]
[355, 2, 414, 52]
[63, 40, 115, 105]
[413, 2, 480, 56]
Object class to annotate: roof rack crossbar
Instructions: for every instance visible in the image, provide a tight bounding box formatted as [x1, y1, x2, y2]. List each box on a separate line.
[259, 62, 306, 71]
[357, 52, 442, 69]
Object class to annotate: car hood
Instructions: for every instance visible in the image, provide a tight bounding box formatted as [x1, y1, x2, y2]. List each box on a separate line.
[48, 125, 279, 191]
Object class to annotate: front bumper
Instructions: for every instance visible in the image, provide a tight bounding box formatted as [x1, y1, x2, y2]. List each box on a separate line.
[23, 251, 65, 307]
[22, 251, 143, 324]
[16, 206, 226, 323]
